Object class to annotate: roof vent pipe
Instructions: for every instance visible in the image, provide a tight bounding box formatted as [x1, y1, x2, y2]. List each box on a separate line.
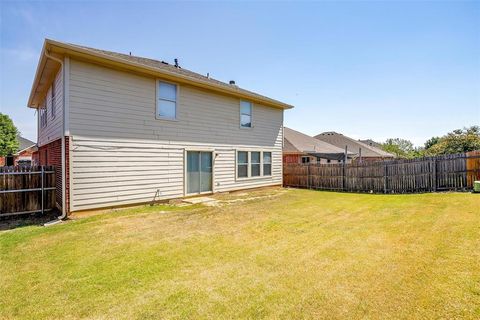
[174, 58, 179, 68]
[229, 80, 236, 85]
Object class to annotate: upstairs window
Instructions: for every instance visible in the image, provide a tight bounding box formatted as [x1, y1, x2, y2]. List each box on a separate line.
[40, 103, 47, 128]
[157, 81, 177, 120]
[240, 101, 252, 128]
[51, 82, 56, 119]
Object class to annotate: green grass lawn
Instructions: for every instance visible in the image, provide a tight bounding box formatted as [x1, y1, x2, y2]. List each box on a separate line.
[1, 188, 479, 319]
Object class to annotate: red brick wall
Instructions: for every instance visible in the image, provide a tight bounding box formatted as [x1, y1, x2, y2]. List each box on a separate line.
[34, 139, 63, 210]
[32, 152, 39, 165]
[13, 147, 36, 166]
[65, 137, 70, 214]
[0, 157, 4, 166]
[283, 153, 301, 164]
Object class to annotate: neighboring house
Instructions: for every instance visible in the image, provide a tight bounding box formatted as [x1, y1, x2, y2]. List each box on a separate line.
[28, 39, 293, 214]
[1, 136, 38, 166]
[359, 139, 382, 149]
[314, 132, 395, 162]
[283, 127, 354, 164]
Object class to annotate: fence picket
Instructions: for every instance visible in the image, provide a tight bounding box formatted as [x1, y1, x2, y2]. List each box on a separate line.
[0, 165, 56, 217]
[283, 152, 480, 193]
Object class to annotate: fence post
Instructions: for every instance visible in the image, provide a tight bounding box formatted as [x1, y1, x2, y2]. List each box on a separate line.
[41, 166, 44, 214]
[383, 163, 388, 194]
[307, 163, 310, 189]
[343, 146, 348, 191]
[2, 167, 5, 213]
[432, 158, 437, 192]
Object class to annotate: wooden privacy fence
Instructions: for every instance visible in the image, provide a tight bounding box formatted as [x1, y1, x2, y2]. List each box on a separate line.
[284, 152, 480, 193]
[0, 166, 56, 217]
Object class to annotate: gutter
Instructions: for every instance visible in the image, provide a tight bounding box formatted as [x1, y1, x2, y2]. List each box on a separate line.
[43, 49, 68, 222]
[14, 144, 37, 156]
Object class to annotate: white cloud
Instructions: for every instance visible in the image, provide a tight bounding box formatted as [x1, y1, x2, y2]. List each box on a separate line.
[17, 7, 36, 26]
[0, 47, 38, 62]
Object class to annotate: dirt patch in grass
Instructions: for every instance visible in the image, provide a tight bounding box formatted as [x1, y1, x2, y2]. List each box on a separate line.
[0, 209, 60, 231]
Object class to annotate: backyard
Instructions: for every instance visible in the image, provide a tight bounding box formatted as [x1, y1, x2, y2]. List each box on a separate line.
[1, 188, 479, 319]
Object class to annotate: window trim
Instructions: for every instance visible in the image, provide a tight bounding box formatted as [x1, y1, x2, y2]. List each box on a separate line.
[236, 150, 273, 180]
[40, 100, 47, 128]
[250, 151, 261, 177]
[239, 100, 253, 129]
[263, 151, 272, 176]
[183, 149, 216, 197]
[237, 150, 249, 178]
[155, 79, 179, 121]
[51, 82, 56, 119]
[43, 108, 47, 127]
[44, 98, 48, 127]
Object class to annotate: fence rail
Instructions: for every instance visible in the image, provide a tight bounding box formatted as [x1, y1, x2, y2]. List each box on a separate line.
[284, 151, 480, 194]
[0, 166, 56, 217]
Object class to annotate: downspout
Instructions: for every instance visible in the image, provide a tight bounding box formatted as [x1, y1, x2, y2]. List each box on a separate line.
[44, 50, 67, 221]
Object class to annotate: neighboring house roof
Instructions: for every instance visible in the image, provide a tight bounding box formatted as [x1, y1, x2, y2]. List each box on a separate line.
[314, 132, 395, 158]
[284, 127, 354, 160]
[359, 139, 383, 149]
[28, 39, 294, 110]
[15, 136, 37, 154]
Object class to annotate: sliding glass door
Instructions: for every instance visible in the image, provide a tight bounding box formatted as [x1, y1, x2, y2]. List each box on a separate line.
[187, 151, 212, 194]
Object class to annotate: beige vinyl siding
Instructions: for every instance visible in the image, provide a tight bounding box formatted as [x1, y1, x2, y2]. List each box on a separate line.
[68, 59, 283, 211]
[70, 137, 282, 211]
[68, 60, 281, 145]
[38, 67, 63, 146]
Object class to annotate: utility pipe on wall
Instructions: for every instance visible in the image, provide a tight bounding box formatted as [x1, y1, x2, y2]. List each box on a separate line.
[44, 49, 67, 220]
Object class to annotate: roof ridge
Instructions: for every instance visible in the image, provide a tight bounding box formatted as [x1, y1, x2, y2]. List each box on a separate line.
[344, 136, 393, 156]
[68, 42, 212, 79]
[31, 39, 292, 110]
[314, 131, 394, 157]
[284, 127, 353, 154]
[64, 41, 272, 102]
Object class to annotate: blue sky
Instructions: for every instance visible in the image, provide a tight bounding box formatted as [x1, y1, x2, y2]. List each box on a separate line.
[1, 1, 479, 146]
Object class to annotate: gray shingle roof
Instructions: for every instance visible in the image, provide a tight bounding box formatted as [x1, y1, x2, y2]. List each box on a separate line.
[66, 42, 291, 109]
[359, 139, 382, 149]
[16, 136, 36, 153]
[314, 132, 394, 158]
[284, 127, 352, 155]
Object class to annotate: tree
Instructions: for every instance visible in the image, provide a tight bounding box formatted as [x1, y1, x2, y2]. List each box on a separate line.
[425, 126, 480, 155]
[0, 113, 19, 157]
[381, 138, 416, 158]
[424, 136, 440, 150]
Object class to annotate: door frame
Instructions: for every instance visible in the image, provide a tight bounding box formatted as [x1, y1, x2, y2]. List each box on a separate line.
[183, 148, 215, 196]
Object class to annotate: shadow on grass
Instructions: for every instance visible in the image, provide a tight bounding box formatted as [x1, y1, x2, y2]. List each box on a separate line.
[0, 209, 61, 231]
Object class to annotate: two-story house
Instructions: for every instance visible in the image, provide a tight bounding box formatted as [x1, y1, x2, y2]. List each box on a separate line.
[28, 39, 293, 216]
